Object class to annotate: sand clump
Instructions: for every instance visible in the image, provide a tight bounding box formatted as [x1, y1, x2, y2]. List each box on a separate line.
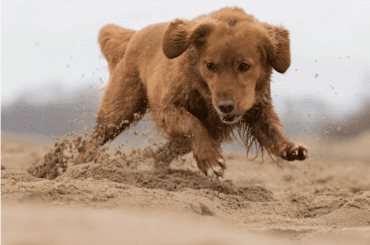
[26, 132, 188, 178]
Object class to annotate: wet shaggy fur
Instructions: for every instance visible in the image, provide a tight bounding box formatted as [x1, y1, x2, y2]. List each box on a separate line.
[80, 7, 308, 178]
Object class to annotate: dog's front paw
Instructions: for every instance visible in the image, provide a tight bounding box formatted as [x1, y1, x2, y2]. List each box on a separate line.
[206, 157, 226, 180]
[195, 154, 226, 180]
[279, 142, 308, 161]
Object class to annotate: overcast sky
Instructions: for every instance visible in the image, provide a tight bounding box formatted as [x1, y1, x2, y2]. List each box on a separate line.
[1, 0, 370, 116]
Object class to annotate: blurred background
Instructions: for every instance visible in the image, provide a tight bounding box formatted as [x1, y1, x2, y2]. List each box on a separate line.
[2, 0, 370, 153]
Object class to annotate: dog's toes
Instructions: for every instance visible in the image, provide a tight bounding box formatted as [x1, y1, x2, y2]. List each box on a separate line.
[204, 158, 226, 179]
[280, 142, 309, 161]
[216, 158, 226, 169]
[297, 145, 308, 160]
[206, 165, 223, 178]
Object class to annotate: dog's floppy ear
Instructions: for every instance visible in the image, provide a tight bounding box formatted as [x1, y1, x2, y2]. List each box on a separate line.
[162, 19, 214, 59]
[261, 23, 291, 74]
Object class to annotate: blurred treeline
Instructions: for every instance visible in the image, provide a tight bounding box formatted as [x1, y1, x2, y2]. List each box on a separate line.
[2, 83, 370, 144]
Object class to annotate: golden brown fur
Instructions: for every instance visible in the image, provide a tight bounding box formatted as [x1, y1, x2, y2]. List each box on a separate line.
[80, 7, 308, 178]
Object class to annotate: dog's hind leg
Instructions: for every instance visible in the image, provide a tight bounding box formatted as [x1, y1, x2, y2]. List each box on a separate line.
[76, 61, 148, 163]
[94, 64, 148, 145]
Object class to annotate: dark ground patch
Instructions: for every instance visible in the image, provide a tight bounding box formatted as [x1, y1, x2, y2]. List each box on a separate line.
[61, 163, 273, 202]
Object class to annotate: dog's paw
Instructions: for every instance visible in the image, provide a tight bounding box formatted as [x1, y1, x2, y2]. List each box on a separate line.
[199, 157, 226, 180]
[206, 157, 226, 180]
[279, 142, 308, 161]
[194, 153, 226, 180]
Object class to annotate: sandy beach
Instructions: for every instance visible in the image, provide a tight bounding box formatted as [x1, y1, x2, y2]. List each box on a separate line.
[2, 131, 370, 244]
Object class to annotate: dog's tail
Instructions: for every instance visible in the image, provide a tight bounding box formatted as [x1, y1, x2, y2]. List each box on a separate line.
[98, 24, 136, 73]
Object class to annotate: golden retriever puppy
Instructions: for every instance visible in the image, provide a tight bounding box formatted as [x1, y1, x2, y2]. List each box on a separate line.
[78, 7, 308, 179]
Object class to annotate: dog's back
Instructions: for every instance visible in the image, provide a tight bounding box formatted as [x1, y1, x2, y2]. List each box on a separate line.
[201, 7, 256, 25]
[98, 8, 253, 76]
[98, 24, 136, 73]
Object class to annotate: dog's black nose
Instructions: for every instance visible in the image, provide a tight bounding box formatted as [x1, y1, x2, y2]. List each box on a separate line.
[217, 99, 235, 114]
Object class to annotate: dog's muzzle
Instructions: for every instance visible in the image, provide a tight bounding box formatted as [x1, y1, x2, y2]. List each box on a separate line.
[217, 99, 246, 124]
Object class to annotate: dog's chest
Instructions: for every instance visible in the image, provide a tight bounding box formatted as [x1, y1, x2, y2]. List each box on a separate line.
[184, 89, 214, 124]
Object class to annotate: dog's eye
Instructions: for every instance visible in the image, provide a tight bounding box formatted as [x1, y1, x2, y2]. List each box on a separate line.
[206, 63, 217, 73]
[238, 63, 249, 73]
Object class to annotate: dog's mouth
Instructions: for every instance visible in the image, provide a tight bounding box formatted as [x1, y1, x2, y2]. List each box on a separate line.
[220, 112, 244, 125]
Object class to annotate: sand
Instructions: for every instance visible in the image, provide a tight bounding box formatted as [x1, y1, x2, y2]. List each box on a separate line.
[1, 130, 370, 244]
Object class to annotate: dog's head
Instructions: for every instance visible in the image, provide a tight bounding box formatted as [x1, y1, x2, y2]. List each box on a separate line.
[162, 15, 290, 125]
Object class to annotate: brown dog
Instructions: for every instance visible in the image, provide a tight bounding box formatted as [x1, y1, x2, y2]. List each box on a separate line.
[80, 7, 308, 179]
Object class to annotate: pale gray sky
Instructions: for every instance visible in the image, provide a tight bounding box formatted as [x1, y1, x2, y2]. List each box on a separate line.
[1, 0, 370, 117]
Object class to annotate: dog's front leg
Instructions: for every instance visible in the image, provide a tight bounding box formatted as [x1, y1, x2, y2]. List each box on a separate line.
[159, 106, 225, 178]
[247, 105, 308, 161]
